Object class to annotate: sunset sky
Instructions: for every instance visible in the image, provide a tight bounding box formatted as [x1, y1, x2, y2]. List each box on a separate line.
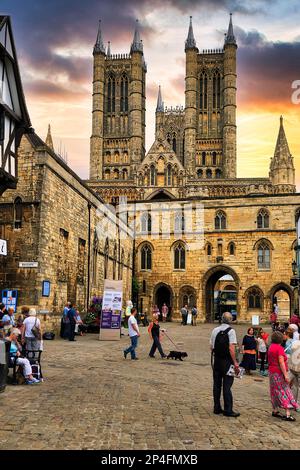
[2, 0, 300, 186]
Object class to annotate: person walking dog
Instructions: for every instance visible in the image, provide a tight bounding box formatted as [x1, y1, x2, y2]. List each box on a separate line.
[148, 313, 167, 359]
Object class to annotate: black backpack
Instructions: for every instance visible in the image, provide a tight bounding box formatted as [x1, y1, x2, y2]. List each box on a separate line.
[213, 327, 231, 358]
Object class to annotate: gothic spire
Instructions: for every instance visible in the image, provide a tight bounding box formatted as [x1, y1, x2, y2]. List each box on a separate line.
[225, 13, 236, 45]
[156, 85, 164, 112]
[107, 41, 111, 58]
[45, 124, 54, 151]
[185, 16, 197, 51]
[130, 19, 143, 54]
[93, 20, 105, 54]
[273, 115, 292, 165]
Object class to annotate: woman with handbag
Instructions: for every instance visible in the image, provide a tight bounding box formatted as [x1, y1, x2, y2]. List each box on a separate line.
[8, 329, 40, 384]
[21, 308, 42, 351]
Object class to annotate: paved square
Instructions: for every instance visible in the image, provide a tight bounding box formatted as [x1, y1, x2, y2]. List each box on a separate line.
[1, 323, 299, 450]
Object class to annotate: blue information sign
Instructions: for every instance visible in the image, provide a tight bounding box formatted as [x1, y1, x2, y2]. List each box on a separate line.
[42, 281, 51, 297]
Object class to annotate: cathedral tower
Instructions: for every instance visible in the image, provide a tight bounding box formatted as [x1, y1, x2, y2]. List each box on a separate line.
[89, 20, 146, 181]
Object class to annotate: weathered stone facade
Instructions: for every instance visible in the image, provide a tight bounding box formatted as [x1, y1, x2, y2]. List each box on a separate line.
[0, 133, 133, 329]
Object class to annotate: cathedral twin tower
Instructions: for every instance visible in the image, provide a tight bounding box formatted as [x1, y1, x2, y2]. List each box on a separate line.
[89, 15, 238, 183]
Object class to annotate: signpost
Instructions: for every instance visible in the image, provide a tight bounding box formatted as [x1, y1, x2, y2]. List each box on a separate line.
[0, 239, 7, 256]
[19, 262, 38, 268]
[99, 279, 123, 341]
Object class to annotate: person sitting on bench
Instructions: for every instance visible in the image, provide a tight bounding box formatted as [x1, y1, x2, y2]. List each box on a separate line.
[7, 329, 40, 385]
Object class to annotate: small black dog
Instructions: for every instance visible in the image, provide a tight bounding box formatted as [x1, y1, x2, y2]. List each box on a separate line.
[167, 351, 188, 361]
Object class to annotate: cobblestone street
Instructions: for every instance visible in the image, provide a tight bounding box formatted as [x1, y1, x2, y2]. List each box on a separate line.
[1, 323, 299, 450]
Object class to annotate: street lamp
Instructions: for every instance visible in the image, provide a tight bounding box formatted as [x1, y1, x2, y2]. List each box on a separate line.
[292, 260, 297, 276]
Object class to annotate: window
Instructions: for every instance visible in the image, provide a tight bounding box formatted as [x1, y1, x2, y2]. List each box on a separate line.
[257, 209, 269, 229]
[14, 197, 22, 229]
[247, 288, 262, 309]
[207, 243, 212, 256]
[174, 242, 186, 270]
[141, 244, 152, 270]
[77, 238, 86, 284]
[141, 212, 151, 233]
[215, 211, 227, 230]
[257, 241, 270, 269]
[175, 211, 185, 232]
[206, 169, 212, 179]
[202, 152, 206, 166]
[212, 152, 217, 165]
[122, 169, 128, 180]
[197, 169, 203, 178]
[199, 72, 208, 109]
[107, 75, 115, 113]
[229, 242, 235, 255]
[120, 74, 128, 112]
[216, 169, 222, 179]
[142, 280, 147, 293]
[172, 135, 176, 153]
[104, 238, 109, 279]
[166, 164, 172, 186]
[150, 165, 156, 186]
[213, 72, 221, 109]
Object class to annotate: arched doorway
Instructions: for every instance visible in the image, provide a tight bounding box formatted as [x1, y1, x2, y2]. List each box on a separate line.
[268, 283, 294, 321]
[154, 283, 173, 320]
[179, 286, 197, 310]
[203, 266, 240, 322]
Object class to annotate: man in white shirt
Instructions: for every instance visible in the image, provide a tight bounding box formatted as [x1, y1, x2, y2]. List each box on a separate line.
[210, 312, 240, 418]
[123, 308, 140, 360]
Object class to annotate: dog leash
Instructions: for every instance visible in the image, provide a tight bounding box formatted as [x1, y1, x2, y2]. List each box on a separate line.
[163, 331, 180, 351]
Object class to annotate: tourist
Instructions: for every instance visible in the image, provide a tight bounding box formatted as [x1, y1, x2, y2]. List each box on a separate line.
[210, 311, 240, 417]
[270, 311, 277, 331]
[284, 328, 294, 355]
[161, 303, 168, 322]
[152, 304, 160, 321]
[2, 307, 16, 335]
[288, 340, 300, 404]
[191, 306, 198, 326]
[67, 303, 77, 341]
[181, 304, 188, 325]
[123, 308, 140, 360]
[268, 331, 299, 421]
[148, 313, 167, 359]
[8, 329, 40, 384]
[289, 324, 300, 341]
[75, 311, 88, 335]
[22, 308, 42, 351]
[60, 302, 70, 338]
[290, 310, 300, 329]
[239, 327, 257, 375]
[257, 329, 268, 376]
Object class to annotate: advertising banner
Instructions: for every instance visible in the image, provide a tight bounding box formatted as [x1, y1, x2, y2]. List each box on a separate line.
[99, 279, 123, 341]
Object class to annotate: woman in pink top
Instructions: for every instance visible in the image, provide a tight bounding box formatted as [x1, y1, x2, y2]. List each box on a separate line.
[268, 331, 300, 421]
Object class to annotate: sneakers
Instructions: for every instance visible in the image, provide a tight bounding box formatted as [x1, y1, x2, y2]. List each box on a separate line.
[26, 378, 40, 385]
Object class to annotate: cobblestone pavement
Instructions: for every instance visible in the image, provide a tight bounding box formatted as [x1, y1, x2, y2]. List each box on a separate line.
[0, 323, 299, 450]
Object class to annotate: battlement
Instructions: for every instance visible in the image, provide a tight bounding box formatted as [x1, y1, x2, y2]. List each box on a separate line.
[106, 53, 131, 60]
[200, 48, 224, 55]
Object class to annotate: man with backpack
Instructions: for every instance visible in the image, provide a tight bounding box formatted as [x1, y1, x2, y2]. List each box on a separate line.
[210, 311, 240, 417]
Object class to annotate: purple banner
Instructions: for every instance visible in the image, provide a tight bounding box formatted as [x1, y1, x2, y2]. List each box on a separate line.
[100, 309, 121, 329]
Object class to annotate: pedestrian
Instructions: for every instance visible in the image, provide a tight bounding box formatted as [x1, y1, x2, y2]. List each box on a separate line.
[181, 304, 188, 325]
[148, 313, 167, 359]
[2, 307, 16, 335]
[21, 308, 42, 351]
[191, 306, 198, 326]
[288, 340, 300, 404]
[60, 301, 70, 338]
[152, 304, 160, 321]
[210, 311, 240, 417]
[268, 331, 300, 421]
[284, 328, 294, 354]
[0, 303, 8, 338]
[123, 308, 140, 360]
[270, 311, 277, 331]
[239, 327, 257, 375]
[290, 310, 300, 329]
[8, 329, 40, 385]
[161, 303, 168, 323]
[257, 329, 268, 376]
[289, 324, 300, 341]
[67, 303, 77, 341]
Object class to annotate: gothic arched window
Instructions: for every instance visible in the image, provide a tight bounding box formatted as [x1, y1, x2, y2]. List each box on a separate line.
[247, 288, 263, 309]
[206, 169, 212, 179]
[120, 74, 128, 112]
[107, 75, 115, 113]
[197, 169, 203, 178]
[257, 209, 270, 229]
[229, 242, 235, 255]
[212, 152, 217, 165]
[14, 197, 22, 229]
[150, 165, 156, 186]
[175, 211, 185, 232]
[257, 241, 271, 269]
[141, 212, 151, 233]
[166, 164, 172, 186]
[174, 242, 186, 270]
[207, 243, 212, 256]
[215, 210, 227, 230]
[141, 244, 152, 270]
[202, 152, 206, 166]
[216, 169, 222, 179]
[199, 72, 208, 109]
[213, 72, 221, 109]
[172, 135, 176, 153]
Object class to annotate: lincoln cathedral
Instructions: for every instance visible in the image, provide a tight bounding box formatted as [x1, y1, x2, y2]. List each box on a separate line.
[0, 15, 299, 326]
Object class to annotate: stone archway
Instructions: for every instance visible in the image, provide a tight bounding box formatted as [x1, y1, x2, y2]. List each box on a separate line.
[154, 282, 173, 319]
[267, 282, 295, 320]
[202, 265, 240, 322]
